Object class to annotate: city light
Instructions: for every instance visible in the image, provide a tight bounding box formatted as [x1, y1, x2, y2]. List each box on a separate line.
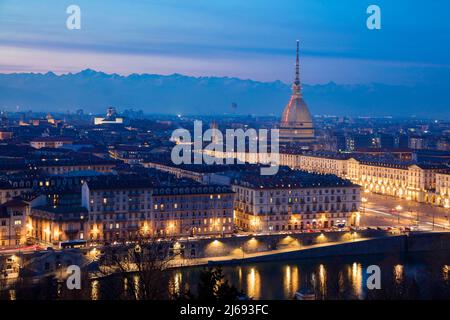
[0, 2, 447, 304]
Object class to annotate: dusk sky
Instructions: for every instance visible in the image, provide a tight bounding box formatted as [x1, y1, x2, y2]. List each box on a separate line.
[1, 0, 449, 85]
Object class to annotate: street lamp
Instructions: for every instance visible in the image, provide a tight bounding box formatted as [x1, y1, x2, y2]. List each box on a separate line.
[445, 204, 450, 227]
[395, 205, 402, 224]
[361, 197, 368, 217]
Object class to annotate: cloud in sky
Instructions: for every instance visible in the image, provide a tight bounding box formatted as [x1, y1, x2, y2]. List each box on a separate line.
[0, 0, 449, 85]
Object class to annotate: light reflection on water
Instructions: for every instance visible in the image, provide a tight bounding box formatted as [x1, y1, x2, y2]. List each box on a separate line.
[394, 264, 404, 284]
[349, 262, 363, 299]
[168, 271, 183, 297]
[443, 265, 449, 281]
[92, 252, 450, 300]
[283, 265, 299, 298]
[318, 264, 326, 298]
[91, 280, 100, 300]
[247, 267, 261, 299]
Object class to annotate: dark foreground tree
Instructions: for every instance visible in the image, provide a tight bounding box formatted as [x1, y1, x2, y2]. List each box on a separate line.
[174, 266, 246, 301]
[98, 237, 174, 300]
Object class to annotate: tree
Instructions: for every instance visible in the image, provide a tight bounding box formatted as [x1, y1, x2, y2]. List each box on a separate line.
[196, 267, 245, 301]
[98, 237, 174, 300]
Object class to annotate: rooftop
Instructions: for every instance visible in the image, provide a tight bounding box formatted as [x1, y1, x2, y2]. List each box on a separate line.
[232, 166, 357, 189]
[31, 136, 73, 143]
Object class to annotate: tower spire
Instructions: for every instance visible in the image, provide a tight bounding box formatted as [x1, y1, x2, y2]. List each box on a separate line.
[295, 40, 300, 86]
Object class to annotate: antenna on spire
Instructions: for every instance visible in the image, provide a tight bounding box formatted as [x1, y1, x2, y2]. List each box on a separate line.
[295, 40, 300, 86]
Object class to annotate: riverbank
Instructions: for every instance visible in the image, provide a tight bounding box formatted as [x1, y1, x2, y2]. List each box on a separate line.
[168, 231, 450, 268]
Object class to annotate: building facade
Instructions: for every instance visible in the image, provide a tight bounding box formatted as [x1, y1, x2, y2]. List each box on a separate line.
[434, 172, 450, 208]
[208, 149, 450, 208]
[81, 178, 234, 242]
[232, 169, 361, 232]
[28, 206, 88, 245]
[0, 195, 46, 248]
[30, 137, 73, 149]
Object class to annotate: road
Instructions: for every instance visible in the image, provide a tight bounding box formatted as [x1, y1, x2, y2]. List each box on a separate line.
[360, 193, 450, 231]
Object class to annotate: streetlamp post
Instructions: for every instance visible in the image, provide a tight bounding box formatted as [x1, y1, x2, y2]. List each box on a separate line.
[361, 197, 367, 226]
[416, 210, 419, 228]
[396, 205, 402, 225]
[432, 211, 435, 231]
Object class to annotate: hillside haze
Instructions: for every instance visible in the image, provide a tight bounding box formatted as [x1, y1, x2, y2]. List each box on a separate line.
[0, 70, 448, 118]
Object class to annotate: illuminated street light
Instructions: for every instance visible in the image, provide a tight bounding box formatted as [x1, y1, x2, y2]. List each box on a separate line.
[395, 205, 402, 225]
[361, 197, 368, 219]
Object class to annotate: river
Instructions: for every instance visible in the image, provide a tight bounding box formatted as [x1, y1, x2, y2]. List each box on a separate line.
[91, 251, 450, 300]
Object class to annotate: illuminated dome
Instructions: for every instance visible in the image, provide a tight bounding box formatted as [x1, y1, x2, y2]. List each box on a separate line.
[279, 41, 315, 145]
[280, 90, 313, 126]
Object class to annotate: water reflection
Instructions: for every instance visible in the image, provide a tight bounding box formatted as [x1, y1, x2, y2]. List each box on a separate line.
[237, 267, 243, 288]
[169, 272, 183, 296]
[394, 264, 404, 284]
[8, 289, 16, 301]
[283, 265, 299, 298]
[123, 277, 128, 292]
[318, 264, 327, 298]
[89, 252, 450, 300]
[247, 267, 261, 299]
[91, 280, 100, 300]
[133, 275, 140, 299]
[442, 265, 449, 282]
[348, 262, 363, 298]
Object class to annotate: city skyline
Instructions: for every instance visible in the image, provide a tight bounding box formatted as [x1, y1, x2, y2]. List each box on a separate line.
[0, 1, 449, 305]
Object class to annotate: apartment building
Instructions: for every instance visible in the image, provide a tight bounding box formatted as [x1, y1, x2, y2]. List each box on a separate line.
[0, 195, 46, 248]
[82, 178, 154, 242]
[30, 137, 73, 149]
[211, 148, 449, 208]
[435, 171, 450, 208]
[232, 168, 361, 232]
[81, 176, 235, 242]
[28, 205, 88, 245]
[151, 184, 234, 237]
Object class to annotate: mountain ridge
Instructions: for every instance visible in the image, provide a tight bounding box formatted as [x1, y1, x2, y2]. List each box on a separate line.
[0, 69, 448, 118]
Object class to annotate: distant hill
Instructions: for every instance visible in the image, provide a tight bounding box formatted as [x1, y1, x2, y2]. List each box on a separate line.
[0, 69, 448, 118]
